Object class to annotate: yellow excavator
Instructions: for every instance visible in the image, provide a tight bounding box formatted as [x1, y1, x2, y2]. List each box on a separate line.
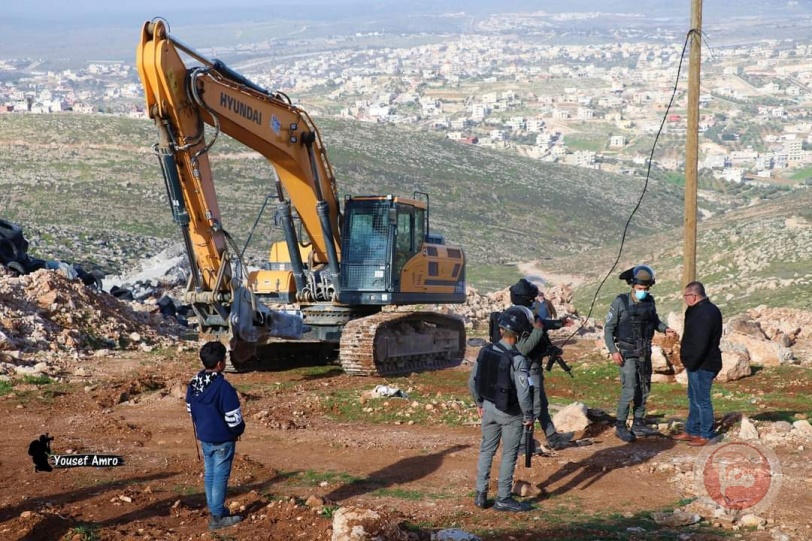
[136, 19, 466, 376]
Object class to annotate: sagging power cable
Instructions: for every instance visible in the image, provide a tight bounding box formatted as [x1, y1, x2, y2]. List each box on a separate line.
[558, 29, 696, 348]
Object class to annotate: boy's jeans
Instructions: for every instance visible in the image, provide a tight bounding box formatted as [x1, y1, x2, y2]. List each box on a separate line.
[201, 441, 235, 517]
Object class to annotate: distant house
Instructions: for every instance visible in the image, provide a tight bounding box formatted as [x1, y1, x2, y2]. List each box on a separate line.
[577, 107, 594, 120]
[609, 135, 626, 147]
[552, 109, 569, 121]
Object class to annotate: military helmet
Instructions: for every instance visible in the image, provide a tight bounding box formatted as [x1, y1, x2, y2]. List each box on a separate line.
[498, 306, 533, 336]
[509, 278, 539, 307]
[631, 265, 656, 286]
[619, 265, 656, 286]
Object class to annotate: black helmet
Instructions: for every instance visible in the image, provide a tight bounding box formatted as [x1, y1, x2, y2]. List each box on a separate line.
[509, 278, 538, 307]
[619, 265, 656, 286]
[498, 306, 533, 336]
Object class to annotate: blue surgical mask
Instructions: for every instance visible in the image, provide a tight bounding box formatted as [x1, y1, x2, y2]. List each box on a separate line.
[634, 290, 648, 301]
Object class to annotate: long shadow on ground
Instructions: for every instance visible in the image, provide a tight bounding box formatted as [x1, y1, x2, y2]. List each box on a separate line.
[323, 444, 471, 502]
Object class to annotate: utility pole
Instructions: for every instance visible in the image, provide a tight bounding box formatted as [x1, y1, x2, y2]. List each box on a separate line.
[683, 0, 702, 291]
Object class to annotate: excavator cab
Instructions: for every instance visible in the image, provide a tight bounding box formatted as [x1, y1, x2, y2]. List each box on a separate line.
[338, 195, 465, 306]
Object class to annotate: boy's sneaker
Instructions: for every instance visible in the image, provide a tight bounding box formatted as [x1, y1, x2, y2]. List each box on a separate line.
[209, 514, 243, 531]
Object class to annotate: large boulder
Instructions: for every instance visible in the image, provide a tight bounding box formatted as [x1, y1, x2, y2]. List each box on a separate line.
[666, 311, 684, 337]
[332, 506, 409, 541]
[552, 401, 590, 433]
[726, 315, 767, 339]
[716, 350, 752, 383]
[724, 333, 793, 366]
[650, 345, 673, 374]
[739, 416, 759, 440]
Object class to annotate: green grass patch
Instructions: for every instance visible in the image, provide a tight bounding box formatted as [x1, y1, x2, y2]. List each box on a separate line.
[0, 380, 13, 396]
[286, 469, 362, 487]
[171, 484, 201, 496]
[565, 136, 605, 152]
[322, 370, 476, 426]
[466, 263, 522, 293]
[544, 358, 812, 421]
[790, 166, 812, 181]
[471, 507, 728, 541]
[371, 487, 452, 500]
[22, 374, 52, 386]
[61, 524, 100, 541]
[319, 504, 341, 518]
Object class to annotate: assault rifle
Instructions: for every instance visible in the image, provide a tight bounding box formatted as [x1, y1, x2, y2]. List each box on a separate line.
[524, 424, 534, 468]
[544, 346, 574, 378]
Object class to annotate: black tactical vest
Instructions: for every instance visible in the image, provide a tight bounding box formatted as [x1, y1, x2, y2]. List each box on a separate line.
[615, 294, 658, 350]
[474, 343, 519, 414]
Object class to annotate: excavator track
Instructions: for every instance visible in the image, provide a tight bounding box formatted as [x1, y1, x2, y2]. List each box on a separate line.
[339, 311, 466, 377]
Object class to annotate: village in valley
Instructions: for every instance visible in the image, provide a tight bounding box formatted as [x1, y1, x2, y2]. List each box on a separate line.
[4, 9, 812, 187]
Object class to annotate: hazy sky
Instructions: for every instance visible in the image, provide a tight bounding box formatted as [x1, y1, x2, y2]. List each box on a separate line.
[0, 1, 799, 61]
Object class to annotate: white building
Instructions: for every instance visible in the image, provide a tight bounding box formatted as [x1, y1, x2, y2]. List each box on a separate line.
[577, 107, 594, 120]
[609, 135, 626, 147]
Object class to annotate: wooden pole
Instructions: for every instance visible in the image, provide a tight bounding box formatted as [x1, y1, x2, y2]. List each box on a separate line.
[683, 0, 702, 292]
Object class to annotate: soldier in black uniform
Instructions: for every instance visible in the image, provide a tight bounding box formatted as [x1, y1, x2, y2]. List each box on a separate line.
[508, 278, 574, 450]
[469, 306, 535, 512]
[604, 266, 676, 442]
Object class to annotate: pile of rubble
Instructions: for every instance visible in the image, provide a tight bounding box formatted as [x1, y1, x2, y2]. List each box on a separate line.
[421, 282, 603, 340]
[644, 416, 812, 539]
[0, 268, 189, 376]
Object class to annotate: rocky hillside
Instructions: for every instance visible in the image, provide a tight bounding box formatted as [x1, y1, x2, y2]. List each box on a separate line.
[533, 187, 812, 319]
[0, 113, 703, 272]
[0, 113, 806, 310]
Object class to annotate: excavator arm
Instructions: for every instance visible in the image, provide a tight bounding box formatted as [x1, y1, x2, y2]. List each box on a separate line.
[136, 19, 320, 351]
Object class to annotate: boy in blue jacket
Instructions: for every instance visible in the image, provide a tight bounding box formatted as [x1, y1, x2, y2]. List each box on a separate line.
[186, 341, 246, 531]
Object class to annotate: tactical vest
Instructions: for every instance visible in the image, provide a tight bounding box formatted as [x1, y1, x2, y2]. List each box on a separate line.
[615, 294, 657, 352]
[490, 309, 551, 363]
[474, 343, 519, 414]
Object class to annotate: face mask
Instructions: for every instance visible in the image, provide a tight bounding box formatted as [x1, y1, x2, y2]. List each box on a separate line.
[634, 290, 648, 301]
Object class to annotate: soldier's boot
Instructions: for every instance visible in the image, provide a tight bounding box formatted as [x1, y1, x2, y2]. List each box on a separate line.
[493, 497, 531, 512]
[546, 431, 575, 450]
[615, 421, 636, 443]
[474, 491, 488, 509]
[631, 418, 661, 438]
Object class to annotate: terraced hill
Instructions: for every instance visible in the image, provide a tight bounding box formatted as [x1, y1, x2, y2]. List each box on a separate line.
[0, 112, 804, 307]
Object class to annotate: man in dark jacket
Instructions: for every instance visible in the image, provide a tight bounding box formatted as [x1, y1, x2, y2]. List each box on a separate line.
[673, 281, 723, 447]
[186, 341, 246, 531]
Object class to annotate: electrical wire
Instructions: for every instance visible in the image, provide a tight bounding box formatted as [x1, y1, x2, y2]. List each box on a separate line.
[557, 29, 696, 349]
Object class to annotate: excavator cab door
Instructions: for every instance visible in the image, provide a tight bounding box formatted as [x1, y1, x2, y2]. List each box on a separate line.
[339, 199, 395, 304]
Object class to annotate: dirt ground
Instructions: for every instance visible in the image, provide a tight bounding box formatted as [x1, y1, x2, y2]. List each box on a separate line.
[0, 342, 809, 541]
